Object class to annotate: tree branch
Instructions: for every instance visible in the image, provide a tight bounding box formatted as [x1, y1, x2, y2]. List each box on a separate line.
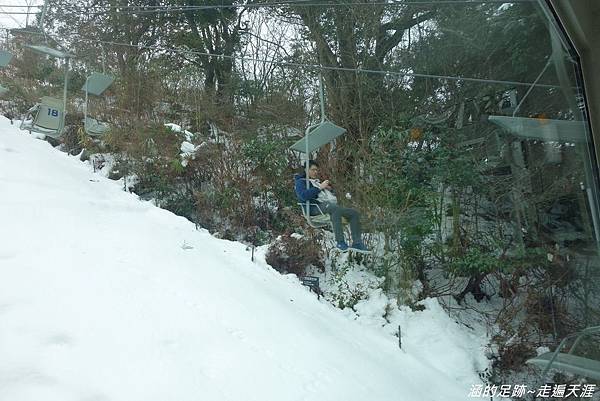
[296, 8, 338, 68]
[376, 11, 436, 61]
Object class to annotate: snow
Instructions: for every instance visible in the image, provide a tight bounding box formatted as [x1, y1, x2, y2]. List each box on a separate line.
[1, 117, 487, 401]
[179, 140, 206, 167]
[180, 140, 196, 154]
[165, 122, 194, 141]
[319, 262, 489, 387]
[536, 346, 551, 356]
[166, 123, 206, 167]
[165, 122, 182, 132]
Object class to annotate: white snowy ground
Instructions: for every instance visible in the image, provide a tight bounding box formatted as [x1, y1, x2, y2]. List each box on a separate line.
[1, 116, 485, 401]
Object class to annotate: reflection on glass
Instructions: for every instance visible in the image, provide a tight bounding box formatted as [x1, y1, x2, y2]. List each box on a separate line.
[419, 0, 600, 382]
[453, 0, 600, 382]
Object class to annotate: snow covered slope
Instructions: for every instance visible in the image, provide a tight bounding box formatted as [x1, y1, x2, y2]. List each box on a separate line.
[0, 117, 480, 401]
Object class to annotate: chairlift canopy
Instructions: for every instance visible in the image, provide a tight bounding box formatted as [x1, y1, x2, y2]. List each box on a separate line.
[82, 73, 115, 96]
[0, 50, 13, 67]
[289, 121, 346, 154]
[24, 44, 71, 59]
[489, 115, 587, 143]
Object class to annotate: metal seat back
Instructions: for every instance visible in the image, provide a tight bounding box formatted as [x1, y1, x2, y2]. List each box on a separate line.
[20, 96, 65, 138]
[35, 96, 64, 131]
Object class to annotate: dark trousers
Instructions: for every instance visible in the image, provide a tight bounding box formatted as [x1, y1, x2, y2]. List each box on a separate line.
[321, 202, 362, 244]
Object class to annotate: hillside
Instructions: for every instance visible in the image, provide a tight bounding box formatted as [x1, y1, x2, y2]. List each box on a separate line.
[0, 117, 486, 401]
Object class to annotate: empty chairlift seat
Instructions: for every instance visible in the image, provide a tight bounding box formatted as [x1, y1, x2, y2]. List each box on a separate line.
[527, 326, 600, 381]
[82, 72, 114, 136]
[84, 117, 110, 136]
[20, 96, 65, 138]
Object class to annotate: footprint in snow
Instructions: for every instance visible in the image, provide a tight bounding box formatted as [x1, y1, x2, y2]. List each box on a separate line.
[80, 394, 111, 401]
[0, 250, 18, 260]
[45, 333, 74, 347]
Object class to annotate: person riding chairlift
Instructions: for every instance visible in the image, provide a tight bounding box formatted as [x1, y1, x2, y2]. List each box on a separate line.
[294, 160, 370, 253]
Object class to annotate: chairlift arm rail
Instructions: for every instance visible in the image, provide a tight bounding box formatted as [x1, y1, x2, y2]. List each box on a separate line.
[297, 202, 330, 228]
[297, 202, 326, 215]
[26, 103, 40, 113]
[569, 325, 600, 354]
[541, 325, 600, 378]
[19, 103, 41, 127]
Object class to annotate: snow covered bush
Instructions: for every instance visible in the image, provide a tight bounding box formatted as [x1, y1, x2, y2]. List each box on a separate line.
[265, 234, 324, 277]
[326, 259, 384, 309]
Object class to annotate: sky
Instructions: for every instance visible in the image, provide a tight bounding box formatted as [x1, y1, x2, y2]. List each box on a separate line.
[0, 0, 42, 31]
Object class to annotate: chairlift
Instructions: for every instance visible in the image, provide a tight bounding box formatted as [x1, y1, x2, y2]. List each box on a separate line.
[19, 44, 72, 138]
[82, 72, 114, 136]
[289, 73, 346, 228]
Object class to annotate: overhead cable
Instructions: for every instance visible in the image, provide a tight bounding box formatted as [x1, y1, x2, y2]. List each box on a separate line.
[10, 28, 560, 89]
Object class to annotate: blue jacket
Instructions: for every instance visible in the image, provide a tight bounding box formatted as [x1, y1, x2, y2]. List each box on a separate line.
[294, 173, 322, 215]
